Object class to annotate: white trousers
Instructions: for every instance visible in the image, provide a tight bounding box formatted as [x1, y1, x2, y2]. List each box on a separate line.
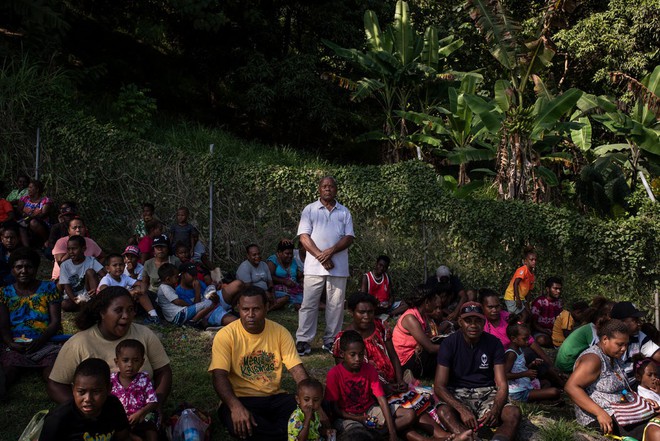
[295, 275, 347, 346]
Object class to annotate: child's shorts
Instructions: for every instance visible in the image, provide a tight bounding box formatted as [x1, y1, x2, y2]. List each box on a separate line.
[504, 299, 527, 315]
[509, 389, 531, 402]
[334, 404, 386, 433]
[172, 299, 213, 325]
[206, 290, 233, 326]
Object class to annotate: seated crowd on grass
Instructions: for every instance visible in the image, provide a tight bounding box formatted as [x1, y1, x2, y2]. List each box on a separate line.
[1, 175, 660, 441]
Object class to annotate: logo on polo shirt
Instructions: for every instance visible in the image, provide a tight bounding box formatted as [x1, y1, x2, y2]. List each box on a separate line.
[479, 353, 489, 369]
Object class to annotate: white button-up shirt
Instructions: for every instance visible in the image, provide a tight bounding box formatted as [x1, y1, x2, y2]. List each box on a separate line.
[297, 199, 354, 277]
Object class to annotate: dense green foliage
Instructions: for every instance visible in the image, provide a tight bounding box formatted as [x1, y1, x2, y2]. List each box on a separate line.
[5, 93, 658, 308]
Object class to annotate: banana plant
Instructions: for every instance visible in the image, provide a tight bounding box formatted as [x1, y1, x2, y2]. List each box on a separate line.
[465, 0, 580, 200]
[322, 1, 463, 161]
[395, 73, 497, 189]
[584, 65, 660, 185]
[463, 80, 583, 201]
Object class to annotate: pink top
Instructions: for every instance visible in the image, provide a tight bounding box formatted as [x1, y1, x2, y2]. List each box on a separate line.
[325, 362, 384, 415]
[484, 310, 534, 349]
[51, 236, 103, 280]
[138, 236, 154, 261]
[392, 307, 429, 365]
[110, 371, 157, 416]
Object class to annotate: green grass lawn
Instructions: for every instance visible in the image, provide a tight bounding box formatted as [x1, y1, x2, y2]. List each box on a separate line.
[2, 304, 586, 440]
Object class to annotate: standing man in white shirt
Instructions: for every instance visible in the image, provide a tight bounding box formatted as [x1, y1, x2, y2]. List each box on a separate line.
[295, 176, 354, 356]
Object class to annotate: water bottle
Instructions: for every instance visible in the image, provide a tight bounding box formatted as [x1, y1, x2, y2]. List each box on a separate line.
[621, 389, 634, 402]
[180, 409, 201, 441]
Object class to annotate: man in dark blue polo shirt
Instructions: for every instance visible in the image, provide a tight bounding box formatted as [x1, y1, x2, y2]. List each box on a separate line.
[434, 302, 521, 441]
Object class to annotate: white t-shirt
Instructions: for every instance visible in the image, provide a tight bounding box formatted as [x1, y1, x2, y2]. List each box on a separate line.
[124, 262, 144, 281]
[60, 257, 103, 295]
[638, 386, 660, 404]
[192, 241, 206, 263]
[99, 273, 136, 290]
[157, 284, 185, 322]
[297, 199, 354, 277]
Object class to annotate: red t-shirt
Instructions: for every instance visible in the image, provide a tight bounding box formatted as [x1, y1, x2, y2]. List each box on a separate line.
[332, 321, 396, 384]
[325, 362, 384, 415]
[0, 199, 12, 222]
[531, 296, 563, 331]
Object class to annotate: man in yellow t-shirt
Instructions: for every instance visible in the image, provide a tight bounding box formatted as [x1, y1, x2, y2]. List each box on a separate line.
[209, 286, 309, 440]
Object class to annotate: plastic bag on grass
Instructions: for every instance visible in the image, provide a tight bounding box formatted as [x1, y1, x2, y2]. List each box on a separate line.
[165, 405, 211, 441]
[19, 409, 48, 441]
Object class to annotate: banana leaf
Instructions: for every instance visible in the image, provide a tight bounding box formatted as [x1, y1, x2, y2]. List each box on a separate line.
[534, 88, 582, 128]
[494, 79, 512, 112]
[463, 94, 504, 133]
[393, 0, 414, 66]
[455, 180, 486, 198]
[421, 27, 439, 68]
[364, 11, 385, 52]
[570, 117, 592, 151]
[593, 143, 630, 156]
[466, 0, 518, 70]
[536, 165, 559, 186]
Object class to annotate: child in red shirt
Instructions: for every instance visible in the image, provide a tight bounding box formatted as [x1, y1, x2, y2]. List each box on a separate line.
[324, 330, 399, 441]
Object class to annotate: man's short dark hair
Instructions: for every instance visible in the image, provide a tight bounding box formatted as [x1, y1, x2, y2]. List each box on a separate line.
[545, 276, 563, 288]
[236, 286, 269, 306]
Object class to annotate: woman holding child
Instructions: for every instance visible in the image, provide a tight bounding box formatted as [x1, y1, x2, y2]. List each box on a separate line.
[47, 287, 172, 409]
[566, 319, 660, 440]
[0, 247, 61, 396]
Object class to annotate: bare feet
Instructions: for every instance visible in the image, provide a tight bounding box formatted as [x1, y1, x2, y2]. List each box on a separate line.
[441, 430, 475, 441]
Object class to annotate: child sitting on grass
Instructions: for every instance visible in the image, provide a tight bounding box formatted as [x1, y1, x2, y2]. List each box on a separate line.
[98, 253, 160, 324]
[174, 242, 212, 286]
[324, 330, 398, 441]
[112, 339, 159, 441]
[156, 263, 216, 326]
[552, 300, 589, 348]
[59, 235, 105, 312]
[360, 255, 407, 317]
[634, 355, 660, 405]
[123, 245, 144, 281]
[287, 378, 333, 441]
[39, 358, 130, 441]
[504, 318, 561, 403]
